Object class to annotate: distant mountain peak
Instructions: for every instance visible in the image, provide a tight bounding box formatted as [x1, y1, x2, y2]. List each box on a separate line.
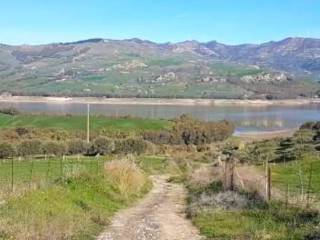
[63, 38, 104, 45]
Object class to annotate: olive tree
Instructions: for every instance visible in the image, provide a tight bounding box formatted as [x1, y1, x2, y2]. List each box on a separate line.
[42, 141, 66, 156]
[17, 140, 42, 157]
[67, 139, 88, 155]
[91, 137, 115, 155]
[0, 142, 16, 159]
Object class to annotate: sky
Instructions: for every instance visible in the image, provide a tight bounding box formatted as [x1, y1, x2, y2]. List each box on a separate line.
[1, 0, 320, 45]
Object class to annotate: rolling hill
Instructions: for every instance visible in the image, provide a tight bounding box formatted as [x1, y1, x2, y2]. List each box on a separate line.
[0, 37, 319, 99]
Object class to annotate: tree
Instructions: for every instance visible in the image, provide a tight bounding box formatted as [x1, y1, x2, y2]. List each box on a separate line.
[115, 138, 147, 155]
[67, 139, 88, 155]
[42, 141, 66, 156]
[0, 143, 15, 159]
[276, 138, 296, 163]
[17, 140, 42, 157]
[91, 137, 115, 155]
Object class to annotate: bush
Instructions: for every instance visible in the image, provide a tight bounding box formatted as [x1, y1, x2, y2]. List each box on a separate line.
[144, 115, 234, 146]
[143, 130, 182, 145]
[42, 141, 66, 156]
[114, 138, 147, 155]
[17, 140, 42, 157]
[15, 127, 29, 136]
[173, 115, 234, 145]
[0, 107, 20, 116]
[91, 137, 115, 155]
[0, 142, 15, 159]
[67, 139, 88, 155]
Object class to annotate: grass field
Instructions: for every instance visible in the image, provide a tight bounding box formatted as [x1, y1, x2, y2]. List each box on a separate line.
[0, 157, 151, 240]
[0, 156, 108, 192]
[192, 202, 319, 240]
[0, 113, 171, 132]
[270, 154, 320, 196]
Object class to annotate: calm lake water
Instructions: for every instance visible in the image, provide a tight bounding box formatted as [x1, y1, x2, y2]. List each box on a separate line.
[1, 101, 320, 133]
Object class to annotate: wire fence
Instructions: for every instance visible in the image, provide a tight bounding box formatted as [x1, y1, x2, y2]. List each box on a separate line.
[220, 159, 320, 210]
[0, 155, 106, 197]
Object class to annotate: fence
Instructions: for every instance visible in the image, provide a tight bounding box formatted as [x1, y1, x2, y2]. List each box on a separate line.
[0, 155, 105, 197]
[220, 159, 320, 209]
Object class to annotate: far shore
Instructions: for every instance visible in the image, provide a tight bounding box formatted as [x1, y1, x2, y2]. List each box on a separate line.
[0, 96, 320, 107]
[235, 128, 296, 140]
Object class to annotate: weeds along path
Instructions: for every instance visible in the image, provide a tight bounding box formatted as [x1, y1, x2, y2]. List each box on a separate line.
[234, 165, 294, 203]
[97, 175, 203, 240]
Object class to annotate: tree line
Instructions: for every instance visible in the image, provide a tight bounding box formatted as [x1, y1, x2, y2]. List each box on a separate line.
[143, 114, 234, 145]
[0, 137, 148, 159]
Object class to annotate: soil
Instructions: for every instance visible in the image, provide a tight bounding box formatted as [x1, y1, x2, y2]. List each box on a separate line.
[97, 175, 203, 240]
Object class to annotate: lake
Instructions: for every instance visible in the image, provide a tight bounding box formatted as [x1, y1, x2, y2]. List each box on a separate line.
[0, 101, 320, 133]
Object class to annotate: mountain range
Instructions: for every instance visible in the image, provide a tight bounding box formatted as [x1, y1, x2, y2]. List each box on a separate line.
[0, 37, 320, 99]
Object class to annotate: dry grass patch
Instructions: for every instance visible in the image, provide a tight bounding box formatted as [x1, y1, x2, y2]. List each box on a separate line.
[104, 157, 149, 198]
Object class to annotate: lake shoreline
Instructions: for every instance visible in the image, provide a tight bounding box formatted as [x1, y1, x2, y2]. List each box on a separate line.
[0, 96, 320, 107]
[235, 128, 296, 140]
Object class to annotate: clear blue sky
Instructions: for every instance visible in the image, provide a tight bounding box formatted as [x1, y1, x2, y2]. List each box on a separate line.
[1, 0, 320, 45]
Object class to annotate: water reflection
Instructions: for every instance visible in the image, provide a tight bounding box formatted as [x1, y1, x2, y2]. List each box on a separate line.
[0, 102, 319, 132]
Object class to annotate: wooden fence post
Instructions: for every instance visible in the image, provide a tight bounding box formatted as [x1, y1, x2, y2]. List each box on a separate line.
[306, 163, 313, 209]
[230, 159, 235, 191]
[224, 160, 228, 190]
[11, 157, 14, 192]
[285, 183, 289, 209]
[30, 158, 34, 188]
[60, 156, 63, 177]
[265, 160, 271, 201]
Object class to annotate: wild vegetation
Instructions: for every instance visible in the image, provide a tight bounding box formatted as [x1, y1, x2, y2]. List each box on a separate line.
[0, 110, 320, 239]
[1, 38, 319, 99]
[0, 158, 150, 240]
[187, 180, 320, 239]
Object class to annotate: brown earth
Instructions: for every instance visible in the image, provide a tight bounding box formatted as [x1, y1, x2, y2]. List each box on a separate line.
[97, 175, 203, 240]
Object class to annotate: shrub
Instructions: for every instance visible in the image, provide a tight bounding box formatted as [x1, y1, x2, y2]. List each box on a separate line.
[114, 138, 147, 155]
[104, 158, 147, 197]
[67, 139, 88, 155]
[17, 140, 42, 157]
[91, 137, 115, 155]
[143, 130, 182, 145]
[0, 107, 20, 115]
[42, 141, 66, 156]
[0, 142, 15, 159]
[15, 127, 29, 136]
[173, 115, 234, 145]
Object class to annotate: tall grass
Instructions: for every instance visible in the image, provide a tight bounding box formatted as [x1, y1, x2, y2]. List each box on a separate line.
[0, 158, 151, 240]
[104, 157, 149, 198]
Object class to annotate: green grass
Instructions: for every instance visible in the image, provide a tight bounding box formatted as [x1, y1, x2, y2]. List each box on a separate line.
[0, 173, 150, 240]
[270, 154, 320, 194]
[192, 203, 319, 240]
[0, 113, 171, 132]
[136, 155, 169, 174]
[210, 62, 263, 77]
[0, 156, 108, 190]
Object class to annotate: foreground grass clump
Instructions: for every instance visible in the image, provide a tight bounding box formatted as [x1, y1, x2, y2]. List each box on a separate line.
[187, 181, 320, 240]
[0, 160, 150, 240]
[104, 158, 150, 197]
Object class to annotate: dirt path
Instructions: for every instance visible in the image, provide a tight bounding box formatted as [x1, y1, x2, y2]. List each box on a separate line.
[97, 175, 203, 240]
